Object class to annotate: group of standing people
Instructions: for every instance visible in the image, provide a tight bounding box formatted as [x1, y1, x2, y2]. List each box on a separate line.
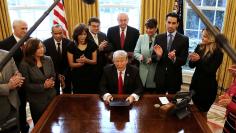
[0, 11, 227, 132]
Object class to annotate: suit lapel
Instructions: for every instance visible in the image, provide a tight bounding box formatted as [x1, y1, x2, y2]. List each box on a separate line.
[97, 32, 102, 45]
[112, 65, 118, 91]
[50, 38, 58, 56]
[124, 65, 130, 91]
[163, 34, 168, 52]
[124, 26, 130, 48]
[116, 27, 121, 49]
[62, 39, 68, 56]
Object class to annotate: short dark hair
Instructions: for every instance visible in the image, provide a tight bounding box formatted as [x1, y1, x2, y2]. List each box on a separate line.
[88, 17, 100, 25]
[51, 24, 62, 32]
[72, 23, 89, 43]
[24, 38, 43, 66]
[166, 12, 180, 23]
[145, 18, 158, 28]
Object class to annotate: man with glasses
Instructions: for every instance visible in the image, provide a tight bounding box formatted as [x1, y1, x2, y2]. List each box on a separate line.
[88, 17, 112, 80]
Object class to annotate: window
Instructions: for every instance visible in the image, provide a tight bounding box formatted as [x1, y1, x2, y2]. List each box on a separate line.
[183, 0, 227, 72]
[7, 0, 53, 40]
[184, 0, 227, 53]
[99, 0, 141, 33]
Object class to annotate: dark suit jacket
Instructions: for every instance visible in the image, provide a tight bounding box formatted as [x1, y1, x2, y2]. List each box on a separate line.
[99, 64, 143, 96]
[88, 32, 113, 76]
[43, 37, 71, 75]
[0, 50, 20, 125]
[19, 56, 56, 105]
[152, 32, 189, 90]
[0, 35, 24, 67]
[107, 25, 139, 52]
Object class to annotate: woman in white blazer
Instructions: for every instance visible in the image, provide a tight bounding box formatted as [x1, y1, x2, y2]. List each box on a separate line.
[134, 19, 158, 93]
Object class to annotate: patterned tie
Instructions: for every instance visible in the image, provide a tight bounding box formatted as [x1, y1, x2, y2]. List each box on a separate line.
[118, 71, 123, 94]
[167, 33, 173, 51]
[120, 30, 125, 49]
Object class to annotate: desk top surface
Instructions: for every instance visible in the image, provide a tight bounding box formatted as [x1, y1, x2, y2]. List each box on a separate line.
[32, 94, 212, 133]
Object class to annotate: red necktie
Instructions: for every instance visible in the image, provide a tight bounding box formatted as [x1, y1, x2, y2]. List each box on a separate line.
[120, 30, 125, 49]
[118, 71, 123, 94]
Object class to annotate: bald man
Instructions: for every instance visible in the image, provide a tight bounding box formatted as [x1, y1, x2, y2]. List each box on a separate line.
[0, 20, 28, 67]
[0, 19, 29, 133]
[107, 13, 139, 65]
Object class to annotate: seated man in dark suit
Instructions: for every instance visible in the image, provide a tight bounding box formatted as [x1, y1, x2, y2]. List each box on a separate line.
[99, 50, 143, 104]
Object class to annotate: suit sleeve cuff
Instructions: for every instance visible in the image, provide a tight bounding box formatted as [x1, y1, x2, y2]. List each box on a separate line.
[130, 93, 139, 101]
[103, 93, 112, 101]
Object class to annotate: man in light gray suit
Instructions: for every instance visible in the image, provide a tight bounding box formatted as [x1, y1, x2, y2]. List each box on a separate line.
[0, 49, 25, 133]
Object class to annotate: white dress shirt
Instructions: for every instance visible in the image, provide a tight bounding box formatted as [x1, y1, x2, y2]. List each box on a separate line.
[54, 39, 62, 54]
[103, 68, 140, 101]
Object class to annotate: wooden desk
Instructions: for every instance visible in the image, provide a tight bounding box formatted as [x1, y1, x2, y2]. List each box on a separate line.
[32, 94, 212, 133]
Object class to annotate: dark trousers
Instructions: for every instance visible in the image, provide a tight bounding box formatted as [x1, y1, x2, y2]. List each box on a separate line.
[156, 73, 181, 94]
[18, 89, 29, 133]
[0, 106, 19, 133]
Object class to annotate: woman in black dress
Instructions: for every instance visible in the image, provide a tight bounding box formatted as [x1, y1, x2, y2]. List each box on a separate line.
[189, 28, 223, 113]
[67, 24, 98, 93]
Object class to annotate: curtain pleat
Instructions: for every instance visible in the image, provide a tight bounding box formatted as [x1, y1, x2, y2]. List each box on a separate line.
[140, 0, 175, 34]
[217, 0, 236, 92]
[64, 0, 98, 38]
[0, 0, 12, 40]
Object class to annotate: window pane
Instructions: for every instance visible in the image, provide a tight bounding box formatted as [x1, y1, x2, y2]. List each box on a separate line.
[200, 10, 215, 29]
[185, 30, 200, 52]
[7, 0, 53, 40]
[8, 0, 49, 6]
[215, 11, 225, 30]
[192, 0, 202, 6]
[202, 0, 216, 6]
[218, 0, 227, 7]
[186, 9, 199, 29]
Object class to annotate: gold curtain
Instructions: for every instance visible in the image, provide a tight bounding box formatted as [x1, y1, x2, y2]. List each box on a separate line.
[140, 0, 175, 34]
[217, 0, 236, 91]
[0, 0, 12, 40]
[64, 0, 99, 38]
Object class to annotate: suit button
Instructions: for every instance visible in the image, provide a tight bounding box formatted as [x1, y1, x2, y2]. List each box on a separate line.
[165, 67, 167, 71]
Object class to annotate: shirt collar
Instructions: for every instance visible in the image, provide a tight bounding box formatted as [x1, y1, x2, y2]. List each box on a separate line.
[54, 39, 62, 45]
[13, 34, 21, 42]
[89, 31, 97, 37]
[167, 31, 177, 37]
[117, 68, 126, 75]
[120, 27, 127, 33]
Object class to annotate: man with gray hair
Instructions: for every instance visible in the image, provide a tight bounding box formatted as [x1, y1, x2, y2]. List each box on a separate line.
[99, 50, 143, 104]
[107, 13, 140, 65]
[0, 19, 29, 133]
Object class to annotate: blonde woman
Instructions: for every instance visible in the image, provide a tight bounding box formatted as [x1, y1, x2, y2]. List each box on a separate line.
[189, 28, 223, 113]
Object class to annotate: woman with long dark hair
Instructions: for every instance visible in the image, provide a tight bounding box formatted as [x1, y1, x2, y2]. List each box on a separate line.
[19, 38, 56, 124]
[67, 24, 98, 93]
